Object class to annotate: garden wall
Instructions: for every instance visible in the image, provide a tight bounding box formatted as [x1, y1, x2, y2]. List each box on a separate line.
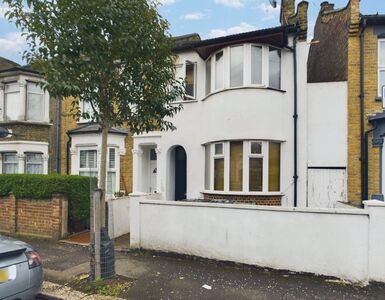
[0, 193, 68, 240]
[130, 197, 385, 283]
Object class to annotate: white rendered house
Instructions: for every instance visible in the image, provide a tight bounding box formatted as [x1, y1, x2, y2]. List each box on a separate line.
[131, 1, 311, 207]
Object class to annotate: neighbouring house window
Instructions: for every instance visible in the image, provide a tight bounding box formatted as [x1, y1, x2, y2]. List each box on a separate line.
[2, 153, 18, 174]
[230, 141, 243, 191]
[4, 83, 22, 121]
[185, 61, 196, 99]
[251, 46, 263, 85]
[206, 57, 211, 95]
[25, 153, 43, 174]
[107, 148, 117, 195]
[27, 82, 44, 121]
[215, 51, 224, 90]
[205, 141, 281, 193]
[230, 46, 244, 88]
[269, 47, 281, 89]
[79, 149, 98, 178]
[378, 40, 385, 98]
[213, 142, 224, 191]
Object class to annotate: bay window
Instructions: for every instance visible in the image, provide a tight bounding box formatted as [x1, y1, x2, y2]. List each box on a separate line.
[185, 61, 196, 99]
[205, 140, 281, 193]
[205, 44, 282, 95]
[25, 153, 43, 174]
[2, 153, 18, 174]
[378, 40, 385, 100]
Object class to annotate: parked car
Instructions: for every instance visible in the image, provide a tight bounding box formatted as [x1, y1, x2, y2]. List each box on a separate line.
[0, 235, 42, 300]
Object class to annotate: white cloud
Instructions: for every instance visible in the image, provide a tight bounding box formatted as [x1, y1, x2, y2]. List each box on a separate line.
[207, 22, 257, 39]
[0, 32, 27, 59]
[158, 0, 176, 5]
[0, 3, 10, 19]
[214, 0, 245, 8]
[257, 2, 280, 21]
[181, 12, 205, 21]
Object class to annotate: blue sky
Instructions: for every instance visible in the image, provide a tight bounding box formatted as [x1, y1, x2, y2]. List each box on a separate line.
[0, 0, 384, 64]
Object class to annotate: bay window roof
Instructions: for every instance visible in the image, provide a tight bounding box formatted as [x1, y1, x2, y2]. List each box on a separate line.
[173, 25, 295, 60]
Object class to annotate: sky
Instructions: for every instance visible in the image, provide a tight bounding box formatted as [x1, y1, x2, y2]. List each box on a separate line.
[0, 0, 384, 64]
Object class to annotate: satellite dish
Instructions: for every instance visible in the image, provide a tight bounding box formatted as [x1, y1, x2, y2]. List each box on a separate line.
[269, 0, 277, 8]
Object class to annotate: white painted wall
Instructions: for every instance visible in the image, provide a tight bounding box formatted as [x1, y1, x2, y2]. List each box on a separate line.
[130, 198, 385, 283]
[307, 82, 348, 167]
[108, 197, 130, 239]
[132, 38, 309, 207]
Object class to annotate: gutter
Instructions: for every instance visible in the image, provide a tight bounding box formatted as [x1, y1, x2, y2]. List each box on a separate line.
[66, 132, 72, 175]
[363, 124, 377, 202]
[55, 96, 61, 173]
[360, 18, 367, 204]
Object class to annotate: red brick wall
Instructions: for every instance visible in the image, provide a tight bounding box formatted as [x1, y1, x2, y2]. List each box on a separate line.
[202, 193, 282, 206]
[0, 194, 67, 240]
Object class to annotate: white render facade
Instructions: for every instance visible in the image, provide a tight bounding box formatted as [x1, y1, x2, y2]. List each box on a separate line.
[132, 26, 312, 207]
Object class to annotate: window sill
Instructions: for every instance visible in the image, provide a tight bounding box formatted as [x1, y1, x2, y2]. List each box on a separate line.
[0, 120, 52, 126]
[202, 86, 286, 101]
[172, 99, 199, 104]
[202, 190, 283, 196]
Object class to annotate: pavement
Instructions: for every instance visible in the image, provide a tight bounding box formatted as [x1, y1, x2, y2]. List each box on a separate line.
[15, 235, 385, 300]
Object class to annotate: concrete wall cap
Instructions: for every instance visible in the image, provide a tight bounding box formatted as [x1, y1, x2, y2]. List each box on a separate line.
[363, 200, 385, 207]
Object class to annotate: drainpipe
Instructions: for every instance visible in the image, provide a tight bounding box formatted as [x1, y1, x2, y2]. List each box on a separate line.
[360, 18, 367, 204]
[66, 132, 72, 175]
[363, 124, 377, 202]
[55, 96, 61, 173]
[292, 30, 299, 207]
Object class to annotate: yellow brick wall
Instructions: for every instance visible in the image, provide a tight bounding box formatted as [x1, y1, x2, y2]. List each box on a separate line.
[348, 26, 382, 204]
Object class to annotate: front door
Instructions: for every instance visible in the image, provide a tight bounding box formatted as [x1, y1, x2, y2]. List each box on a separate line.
[174, 146, 187, 200]
[149, 148, 157, 193]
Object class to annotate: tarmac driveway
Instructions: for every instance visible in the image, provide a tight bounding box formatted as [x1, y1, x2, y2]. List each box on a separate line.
[17, 235, 385, 300]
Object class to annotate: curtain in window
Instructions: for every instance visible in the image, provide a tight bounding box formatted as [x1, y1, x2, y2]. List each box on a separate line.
[251, 46, 262, 85]
[269, 48, 281, 89]
[27, 83, 44, 121]
[214, 158, 224, 191]
[249, 158, 263, 192]
[25, 153, 43, 174]
[3, 153, 18, 174]
[185, 62, 195, 98]
[230, 46, 244, 88]
[109, 148, 116, 169]
[80, 150, 97, 168]
[5, 83, 22, 121]
[230, 141, 243, 191]
[269, 142, 281, 191]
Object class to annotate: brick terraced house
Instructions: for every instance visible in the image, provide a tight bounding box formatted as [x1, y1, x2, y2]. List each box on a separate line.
[308, 0, 385, 207]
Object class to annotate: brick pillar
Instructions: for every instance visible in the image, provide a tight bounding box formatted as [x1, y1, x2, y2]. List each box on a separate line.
[51, 193, 68, 240]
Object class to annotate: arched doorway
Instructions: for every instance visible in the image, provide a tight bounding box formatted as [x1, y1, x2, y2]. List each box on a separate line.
[174, 146, 187, 200]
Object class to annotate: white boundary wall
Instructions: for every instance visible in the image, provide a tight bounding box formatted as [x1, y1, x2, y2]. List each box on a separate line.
[108, 197, 130, 239]
[130, 198, 385, 283]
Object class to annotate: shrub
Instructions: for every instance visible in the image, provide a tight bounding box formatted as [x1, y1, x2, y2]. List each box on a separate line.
[0, 174, 97, 230]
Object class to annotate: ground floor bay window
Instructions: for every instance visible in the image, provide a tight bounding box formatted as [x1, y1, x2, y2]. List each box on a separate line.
[204, 140, 281, 193]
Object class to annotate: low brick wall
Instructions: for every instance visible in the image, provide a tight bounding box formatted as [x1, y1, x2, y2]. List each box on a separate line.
[0, 193, 68, 240]
[202, 193, 282, 206]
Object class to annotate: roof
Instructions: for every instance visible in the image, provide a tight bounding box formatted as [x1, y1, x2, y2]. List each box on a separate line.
[0, 57, 41, 76]
[0, 57, 20, 71]
[173, 25, 296, 60]
[68, 123, 128, 136]
[362, 14, 385, 26]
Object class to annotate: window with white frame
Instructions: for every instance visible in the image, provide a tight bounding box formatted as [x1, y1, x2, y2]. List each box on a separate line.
[79, 100, 98, 122]
[4, 82, 22, 121]
[107, 148, 117, 195]
[2, 153, 18, 174]
[27, 82, 44, 121]
[25, 153, 43, 174]
[378, 39, 385, 99]
[79, 149, 98, 178]
[185, 61, 196, 99]
[204, 140, 281, 193]
[205, 44, 282, 95]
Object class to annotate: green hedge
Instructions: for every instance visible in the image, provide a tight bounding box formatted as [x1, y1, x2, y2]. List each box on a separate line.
[0, 174, 97, 228]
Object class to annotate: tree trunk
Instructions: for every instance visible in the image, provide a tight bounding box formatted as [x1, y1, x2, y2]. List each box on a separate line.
[99, 123, 110, 228]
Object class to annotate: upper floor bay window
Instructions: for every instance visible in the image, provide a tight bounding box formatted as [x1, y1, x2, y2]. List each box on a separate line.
[378, 39, 385, 100]
[204, 140, 281, 193]
[205, 44, 282, 94]
[4, 81, 45, 122]
[175, 61, 197, 101]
